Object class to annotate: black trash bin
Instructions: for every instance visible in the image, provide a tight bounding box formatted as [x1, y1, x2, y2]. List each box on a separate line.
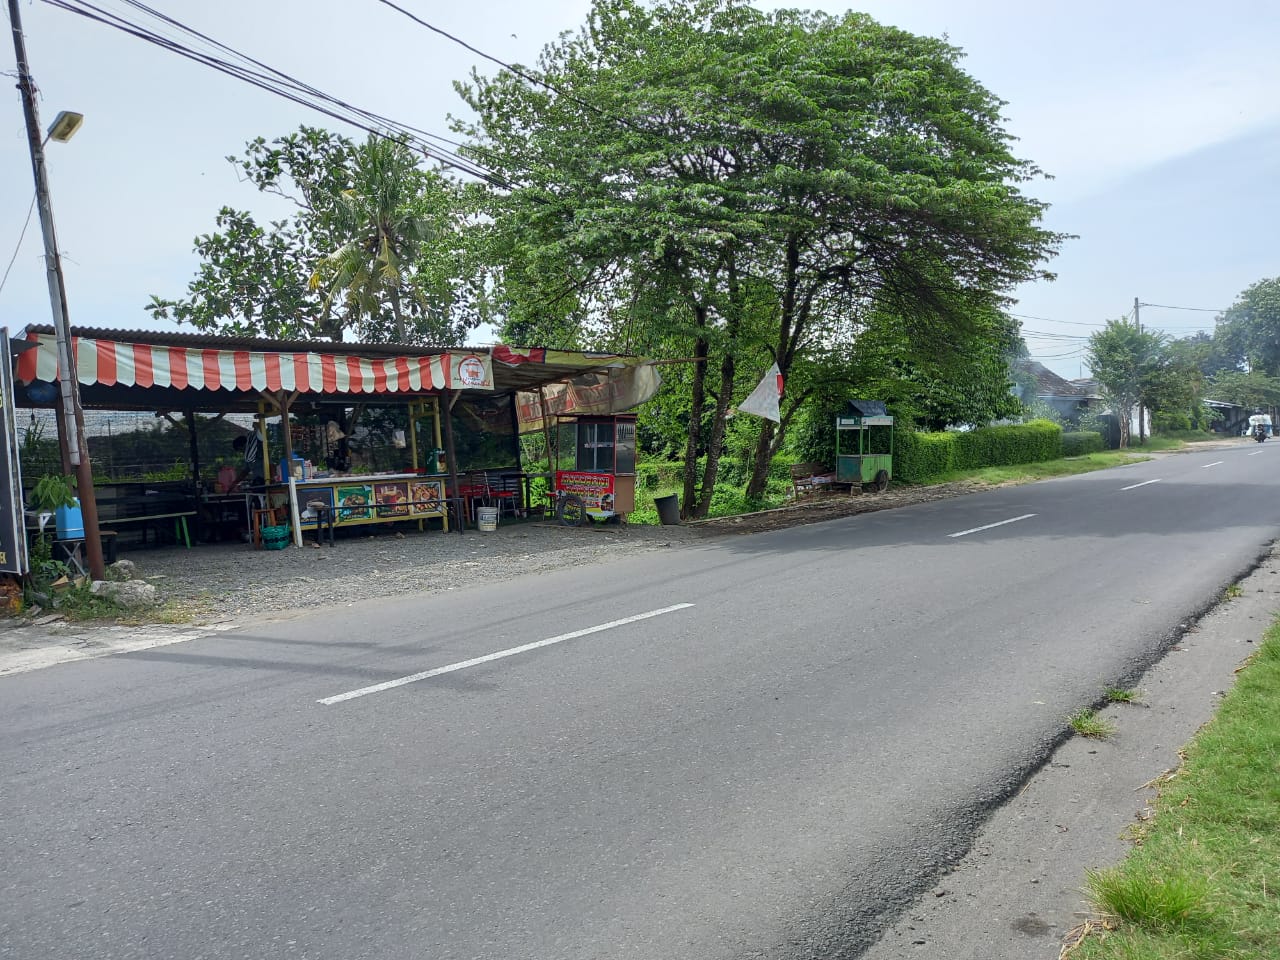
[654, 493, 681, 525]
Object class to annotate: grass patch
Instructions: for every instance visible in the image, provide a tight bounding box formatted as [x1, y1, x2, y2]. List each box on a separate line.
[1150, 430, 1222, 444]
[53, 583, 133, 622]
[1085, 868, 1211, 929]
[1069, 708, 1116, 739]
[627, 483, 788, 525]
[1105, 687, 1141, 704]
[1072, 623, 1280, 958]
[919, 450, 1149, 487]
[1225, 583, 1244, 599]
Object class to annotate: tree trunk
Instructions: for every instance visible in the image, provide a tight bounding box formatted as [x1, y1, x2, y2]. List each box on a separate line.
[691, 253, 742, 520]
[692, 348, 736, 519]
[743, 237, 808, 501]
[744, 420, 777, 500]
[680, 306, 709, 519]
[390, 286, 407, 342]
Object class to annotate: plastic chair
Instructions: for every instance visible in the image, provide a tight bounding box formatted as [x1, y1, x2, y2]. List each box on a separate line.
[482, 473, 520, 519]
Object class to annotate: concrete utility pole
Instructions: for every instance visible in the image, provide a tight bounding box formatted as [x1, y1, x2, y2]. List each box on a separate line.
[1134, 296, 1146, 445]
[9, 0, 105, 580]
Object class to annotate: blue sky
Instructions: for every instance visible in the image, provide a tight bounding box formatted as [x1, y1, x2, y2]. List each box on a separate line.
[2, 0, 1276, 380]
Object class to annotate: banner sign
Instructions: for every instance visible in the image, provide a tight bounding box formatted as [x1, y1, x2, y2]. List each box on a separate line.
[556, 470, 616, 518]
[0, 329, 29, 574]
[516, 364, 661, 433]
[737, 363, 783, 423]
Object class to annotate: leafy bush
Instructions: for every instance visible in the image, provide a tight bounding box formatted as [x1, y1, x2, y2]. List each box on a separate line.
[896, 420, 1063, 482]
[895, 431, 956, 482]
[1061, 431, 1105, 456]
[1153, 411, 1192, 433]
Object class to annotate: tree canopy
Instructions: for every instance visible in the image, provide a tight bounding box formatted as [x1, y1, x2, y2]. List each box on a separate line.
[456, 0, 1063, 514]
[150, 128, 483, 344]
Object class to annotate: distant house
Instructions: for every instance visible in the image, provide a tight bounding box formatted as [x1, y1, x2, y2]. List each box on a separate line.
[1012, 360, 1094, 422]
[1071, 377, 1151, 446]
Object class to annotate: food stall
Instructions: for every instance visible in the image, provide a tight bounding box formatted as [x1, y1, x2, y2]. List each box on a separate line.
[553, 414, 637, 522]
[835, 400, 894, 492]
[258, 396, 452, 538]
[12, 328, 654, 548]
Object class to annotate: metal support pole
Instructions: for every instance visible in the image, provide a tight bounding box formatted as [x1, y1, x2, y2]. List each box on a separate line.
[9, 0, 104, 580]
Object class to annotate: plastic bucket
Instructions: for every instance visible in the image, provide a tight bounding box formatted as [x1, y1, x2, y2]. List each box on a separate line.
[476, 506, 499, 532]
[56, 499, 84, 540]
[654, 494, 681, 526]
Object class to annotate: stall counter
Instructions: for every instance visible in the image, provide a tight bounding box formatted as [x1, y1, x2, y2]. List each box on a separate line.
[266, 473, 449, 530]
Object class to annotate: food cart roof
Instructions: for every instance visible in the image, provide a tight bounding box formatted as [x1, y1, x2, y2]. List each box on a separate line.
[12, 325, 643, 412]
[845, 399, 888, 418]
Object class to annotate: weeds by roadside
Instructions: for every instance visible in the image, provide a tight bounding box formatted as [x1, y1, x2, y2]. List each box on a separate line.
[1104, 687, 1141, 704]
[1069, 709, 1116, 739]
[1068, 623, 1280, 958]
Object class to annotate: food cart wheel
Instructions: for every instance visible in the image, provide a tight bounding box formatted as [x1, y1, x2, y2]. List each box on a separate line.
[556, 493, 586, 526]
[873, 469, 890, 492]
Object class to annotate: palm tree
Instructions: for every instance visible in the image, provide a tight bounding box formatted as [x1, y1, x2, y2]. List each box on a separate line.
[309, 135, 434, 342]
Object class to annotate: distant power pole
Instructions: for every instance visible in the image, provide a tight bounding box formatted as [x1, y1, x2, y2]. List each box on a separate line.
[1135, 296, 1146, 445]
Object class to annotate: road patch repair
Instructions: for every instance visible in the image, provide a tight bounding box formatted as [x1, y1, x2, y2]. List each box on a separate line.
[859, 542, 1280, 960]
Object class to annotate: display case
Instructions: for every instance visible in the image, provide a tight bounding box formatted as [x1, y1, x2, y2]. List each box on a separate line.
[553, 415, 637, 519]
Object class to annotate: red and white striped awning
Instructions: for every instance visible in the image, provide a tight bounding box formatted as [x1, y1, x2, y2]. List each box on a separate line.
[15, 332, 494, 394]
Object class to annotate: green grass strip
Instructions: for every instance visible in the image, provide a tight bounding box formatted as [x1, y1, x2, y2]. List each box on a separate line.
[1072, 623, 1280, 959]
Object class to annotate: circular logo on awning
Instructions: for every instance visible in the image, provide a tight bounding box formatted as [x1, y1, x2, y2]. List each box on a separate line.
[458, 355, 486, 387]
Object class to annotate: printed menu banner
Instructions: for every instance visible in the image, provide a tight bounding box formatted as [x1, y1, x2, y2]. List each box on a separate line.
[336, 484, 373, 522]
[374, 481, 410, 518]
[409, 479, 445, 516]
[0, 329, 27, 574]
[556, 471, 616, 517]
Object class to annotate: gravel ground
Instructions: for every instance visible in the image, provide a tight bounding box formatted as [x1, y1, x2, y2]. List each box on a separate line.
[132, 518, 702, 621]
[130, 481, 992, 622]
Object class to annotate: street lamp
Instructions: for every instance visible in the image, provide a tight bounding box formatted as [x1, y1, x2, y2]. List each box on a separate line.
[8, 0, 105, 580]
[47, 110, 84, 144]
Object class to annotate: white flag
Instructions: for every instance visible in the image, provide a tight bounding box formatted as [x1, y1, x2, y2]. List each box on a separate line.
[737, 363, 784, 422]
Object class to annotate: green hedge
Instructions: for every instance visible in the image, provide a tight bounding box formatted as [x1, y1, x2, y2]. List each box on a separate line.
[1061, 431, 1105, 456]
[896, 420, 1063, 482]
[895, 431, 956, 483]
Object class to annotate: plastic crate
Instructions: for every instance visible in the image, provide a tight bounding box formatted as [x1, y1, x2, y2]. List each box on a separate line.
[261, 524, 291, 550]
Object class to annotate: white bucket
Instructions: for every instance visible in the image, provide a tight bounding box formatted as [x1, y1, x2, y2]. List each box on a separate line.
[476, 506, 499, 532]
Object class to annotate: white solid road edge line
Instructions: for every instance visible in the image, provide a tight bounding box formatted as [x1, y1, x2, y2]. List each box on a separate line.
[318, 603, 696, 705]
[1120, 478, 1162, 491]
[1201, 461, 1224, 468]
[947, 513, 1036, 539]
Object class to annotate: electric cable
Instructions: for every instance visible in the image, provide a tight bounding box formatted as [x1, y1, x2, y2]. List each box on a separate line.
[0, 193, 37, 299]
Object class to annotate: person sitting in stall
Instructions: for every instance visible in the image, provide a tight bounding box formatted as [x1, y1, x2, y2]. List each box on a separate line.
[325, 420, 352, 474]
[231, 432, 264, 492]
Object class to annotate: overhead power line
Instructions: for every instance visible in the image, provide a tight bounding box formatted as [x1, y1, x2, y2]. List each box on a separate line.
[40, 0, 516, 188]
[372, 0, 646, 136]
[0, 192, 37, 298]
[1138, 302, 1228, 313]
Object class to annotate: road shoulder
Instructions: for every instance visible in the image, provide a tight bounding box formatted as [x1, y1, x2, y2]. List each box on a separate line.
[859, 542, 1279, 959]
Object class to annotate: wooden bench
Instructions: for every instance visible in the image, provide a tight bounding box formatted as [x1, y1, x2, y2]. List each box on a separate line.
[107, 511, 195, 548]
[790, 462, 833, 498]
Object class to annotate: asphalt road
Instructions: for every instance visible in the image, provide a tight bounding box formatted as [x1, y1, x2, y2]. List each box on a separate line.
[3, 442, 1277, 960]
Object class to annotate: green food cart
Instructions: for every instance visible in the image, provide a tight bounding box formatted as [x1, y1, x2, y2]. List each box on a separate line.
[835, 400, 893, 492]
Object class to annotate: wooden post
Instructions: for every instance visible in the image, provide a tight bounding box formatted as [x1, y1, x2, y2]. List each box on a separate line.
[185, 411, 201, 540]
[442, 390, 462, 527]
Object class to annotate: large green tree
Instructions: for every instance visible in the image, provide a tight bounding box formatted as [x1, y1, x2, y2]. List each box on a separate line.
[1215, 277, 1280, 376]
[1087, 320, 1171, 448]
[150, 127, 483, 344]
[457, 0, 1062, 516]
